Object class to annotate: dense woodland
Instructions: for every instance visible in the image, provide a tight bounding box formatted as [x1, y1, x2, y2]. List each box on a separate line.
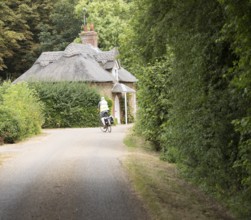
[0, 0, 251, 218]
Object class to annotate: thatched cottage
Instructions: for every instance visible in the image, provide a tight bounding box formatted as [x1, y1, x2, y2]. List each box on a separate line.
[14, 25, 137, 124]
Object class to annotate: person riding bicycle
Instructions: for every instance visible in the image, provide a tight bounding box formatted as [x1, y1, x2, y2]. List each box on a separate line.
[98, 97, 109, 126]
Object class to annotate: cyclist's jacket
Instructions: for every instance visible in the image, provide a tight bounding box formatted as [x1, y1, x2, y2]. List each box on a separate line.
[99, 100, 109, 112]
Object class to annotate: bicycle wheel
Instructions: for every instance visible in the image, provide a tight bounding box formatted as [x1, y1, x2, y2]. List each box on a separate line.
[100, 121, 107, 132]
[107, 124, 111, 133]
[100, 126, 107, 132]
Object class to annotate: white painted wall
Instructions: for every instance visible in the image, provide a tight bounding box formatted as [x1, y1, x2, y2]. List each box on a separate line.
[114, 95, 121, 124]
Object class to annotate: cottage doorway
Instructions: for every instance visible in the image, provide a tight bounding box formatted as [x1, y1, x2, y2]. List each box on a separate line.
[114, 95, 121, 124]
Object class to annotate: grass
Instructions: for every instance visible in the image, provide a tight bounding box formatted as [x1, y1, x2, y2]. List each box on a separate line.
[123, 130, 234, 220]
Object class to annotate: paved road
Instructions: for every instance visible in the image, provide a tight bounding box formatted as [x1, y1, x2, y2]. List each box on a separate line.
[0, 125, 148, 220]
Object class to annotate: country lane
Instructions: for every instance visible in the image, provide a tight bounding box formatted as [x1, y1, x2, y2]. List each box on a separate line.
[0, 125, 149, 220]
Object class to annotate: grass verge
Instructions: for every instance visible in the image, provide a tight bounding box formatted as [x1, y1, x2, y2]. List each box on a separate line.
[123, 130, 234, 220]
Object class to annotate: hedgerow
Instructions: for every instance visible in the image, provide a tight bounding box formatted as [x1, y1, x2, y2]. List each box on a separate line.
[30, 82, 100, 128]
[126, 0, 251, 218]
[0, 82, 44, 143]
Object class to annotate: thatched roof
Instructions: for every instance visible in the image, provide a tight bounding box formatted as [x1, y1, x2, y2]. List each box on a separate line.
[118, 68, 137, 83]
[13, 43, 137, 84]
[64, 43, 99, 57]
[35, 51, 64, 67]
[103, 61, 115, 70]
[112, 83, 136, 93]
[15, 55, 114, 83]
[95, 48, 119, 63]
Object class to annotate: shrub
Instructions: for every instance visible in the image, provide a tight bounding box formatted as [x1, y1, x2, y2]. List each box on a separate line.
[0, 107, 20, 143]
[30, 82, 100, 128]
[0, 82, 44, 143]
[135, 56, 172, 151]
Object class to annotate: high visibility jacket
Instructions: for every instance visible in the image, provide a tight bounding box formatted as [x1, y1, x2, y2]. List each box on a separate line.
[99, 100, 109, 112]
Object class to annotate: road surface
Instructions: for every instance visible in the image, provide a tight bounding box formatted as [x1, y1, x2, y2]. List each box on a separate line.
[0, 125, 149, 220]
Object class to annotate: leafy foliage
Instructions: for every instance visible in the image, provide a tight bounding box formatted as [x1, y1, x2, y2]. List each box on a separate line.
[0, 0, 34, 76]
[125, 0, 251, 218]
[30, 82, 100, 128]
[75, 0, 131, 50]
[39, 0, 82, 51]
[218, 1, 251, 215]
[0, 82, 44, 143]
[135, 56, 172, 150]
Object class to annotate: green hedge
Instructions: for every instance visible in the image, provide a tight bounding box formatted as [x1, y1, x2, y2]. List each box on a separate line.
[135, 57, 172, 151]
[30, 82, 100, 128]
[0, 82, 44, 143]
[129, 0, 251, 218]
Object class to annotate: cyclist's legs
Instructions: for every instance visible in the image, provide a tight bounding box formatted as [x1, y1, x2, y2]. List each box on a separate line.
[100, 111, 109, 126]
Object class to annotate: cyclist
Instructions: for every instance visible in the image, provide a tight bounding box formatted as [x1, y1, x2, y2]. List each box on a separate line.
[98, 97, 109, 126]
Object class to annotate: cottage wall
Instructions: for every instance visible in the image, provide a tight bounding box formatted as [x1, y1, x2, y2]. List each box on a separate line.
[89, 82, 113, 99]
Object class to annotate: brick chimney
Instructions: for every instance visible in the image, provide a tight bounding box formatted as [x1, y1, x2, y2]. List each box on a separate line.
[79, 23, 98, 48]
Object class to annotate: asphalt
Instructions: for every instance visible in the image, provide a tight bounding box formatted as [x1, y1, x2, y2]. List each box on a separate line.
[0, 125, 149, 220]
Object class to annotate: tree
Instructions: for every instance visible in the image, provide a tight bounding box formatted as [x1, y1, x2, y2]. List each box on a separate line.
[75, 0, 131, 50]
[0, 0, 34, 79]
[38, 0, 82, 51]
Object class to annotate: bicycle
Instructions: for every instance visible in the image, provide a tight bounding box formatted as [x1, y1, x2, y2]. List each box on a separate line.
[100, 116, 112, 133]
